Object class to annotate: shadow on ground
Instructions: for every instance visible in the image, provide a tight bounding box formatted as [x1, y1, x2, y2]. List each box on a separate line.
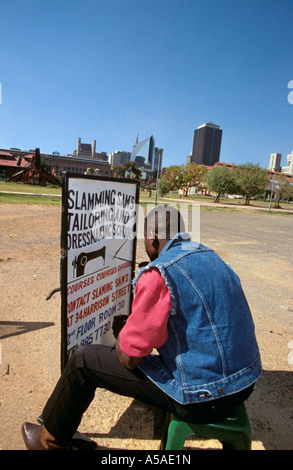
[0, 321, 55, 339]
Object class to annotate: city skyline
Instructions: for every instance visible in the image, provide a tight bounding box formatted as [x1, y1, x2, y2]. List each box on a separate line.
[0, 1, 292, 170]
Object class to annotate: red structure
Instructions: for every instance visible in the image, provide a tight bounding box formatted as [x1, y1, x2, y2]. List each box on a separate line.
[8, 148, 61, 187]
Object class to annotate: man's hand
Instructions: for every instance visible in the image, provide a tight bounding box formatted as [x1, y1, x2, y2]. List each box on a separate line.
[115, 337, 143, 370]
[112, 315, 128, 339]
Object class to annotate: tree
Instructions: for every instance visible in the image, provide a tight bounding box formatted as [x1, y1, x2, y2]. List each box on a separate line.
[40, 158, 52, 173]
[164, 163, 207, 196]
[113, 161, 142, 181]
[164, 164, 185, 191]
[234, 162, 269, 205]
[112, 164, 126, 179]
[181, 163, 207, 196]
[158, 176, 171, 196]
[204, 165, 239, 202]
[272, 174, 293, 208]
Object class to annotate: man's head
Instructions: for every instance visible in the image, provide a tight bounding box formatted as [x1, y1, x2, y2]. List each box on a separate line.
[144, 205, 185, 261]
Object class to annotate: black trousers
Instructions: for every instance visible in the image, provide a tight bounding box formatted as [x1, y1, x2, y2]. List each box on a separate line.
[42, 345, 254, 442]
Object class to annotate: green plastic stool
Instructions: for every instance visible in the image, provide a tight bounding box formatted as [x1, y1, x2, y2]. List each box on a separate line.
[160, 402, 252, 450]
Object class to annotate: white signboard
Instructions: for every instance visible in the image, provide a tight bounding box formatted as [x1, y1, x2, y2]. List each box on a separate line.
[61, 174, 139, 369]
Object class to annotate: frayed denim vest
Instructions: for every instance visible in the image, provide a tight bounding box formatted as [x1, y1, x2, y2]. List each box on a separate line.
[134, 234, 262, 404]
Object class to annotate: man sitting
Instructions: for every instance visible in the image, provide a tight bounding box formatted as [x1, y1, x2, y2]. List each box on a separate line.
[22, 205, 262, 450]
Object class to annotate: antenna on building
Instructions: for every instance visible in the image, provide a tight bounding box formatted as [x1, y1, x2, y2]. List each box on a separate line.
[136, 133, 139, 144]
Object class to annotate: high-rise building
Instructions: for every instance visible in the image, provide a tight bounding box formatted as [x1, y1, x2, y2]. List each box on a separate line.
[109, 150, 132, 168]
[268, 153, 282, 172]
[267, 152, 293, 175]
[280, 151, 293, 175]
[131, 135, 155, 168]
[191, 122, 223, 166]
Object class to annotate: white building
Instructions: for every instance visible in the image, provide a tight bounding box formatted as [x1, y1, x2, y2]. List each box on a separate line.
[109, 150, 132, 168]
[268, 153, 282, 172]
[268, 151, 293, 175]
[281, 151, 293, 175]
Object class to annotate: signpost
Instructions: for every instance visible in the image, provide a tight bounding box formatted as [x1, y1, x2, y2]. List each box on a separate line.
[60, 173, 139, 370]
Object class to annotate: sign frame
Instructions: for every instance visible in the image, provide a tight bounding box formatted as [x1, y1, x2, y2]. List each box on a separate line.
[60, 172, 140, 371]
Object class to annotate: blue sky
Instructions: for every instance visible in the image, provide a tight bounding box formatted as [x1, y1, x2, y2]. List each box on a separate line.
[0, 0, 292, 169]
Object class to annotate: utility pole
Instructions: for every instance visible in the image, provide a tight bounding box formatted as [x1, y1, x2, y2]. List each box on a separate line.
[154, 148, 163, 205]
[269, 172, 276, 212]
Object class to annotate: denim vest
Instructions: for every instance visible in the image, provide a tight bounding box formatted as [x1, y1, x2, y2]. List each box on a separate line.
[134, 234, 262, 404]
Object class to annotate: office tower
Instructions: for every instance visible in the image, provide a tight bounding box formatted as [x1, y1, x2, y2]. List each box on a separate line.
[131, 135, 155, 168]
[191, 122, 223, 166]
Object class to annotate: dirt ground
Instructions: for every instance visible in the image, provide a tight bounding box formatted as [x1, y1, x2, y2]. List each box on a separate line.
[0, 202, 292, 450]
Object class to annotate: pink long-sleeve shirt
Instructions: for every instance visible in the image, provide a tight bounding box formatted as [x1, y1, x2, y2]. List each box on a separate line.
[119, 268, 172, 357]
